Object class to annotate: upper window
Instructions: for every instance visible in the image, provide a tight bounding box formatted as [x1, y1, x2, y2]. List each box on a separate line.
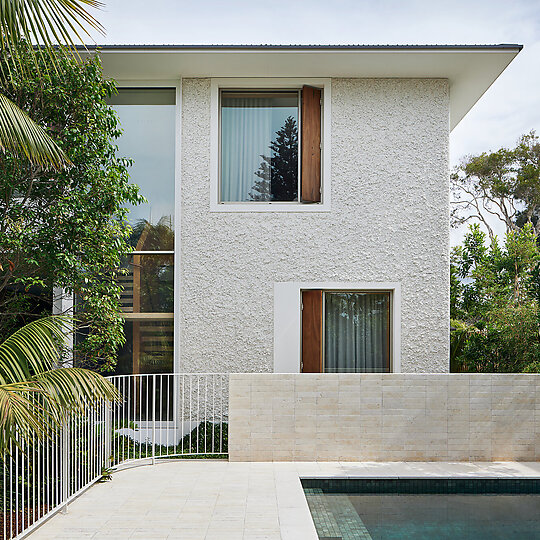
[221, 91, 299, 202]
[219, 86, 322, 204]
[109, 88, 176, 250]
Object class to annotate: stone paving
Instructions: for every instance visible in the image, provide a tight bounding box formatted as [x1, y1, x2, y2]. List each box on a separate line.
[28, 460, 540, 540]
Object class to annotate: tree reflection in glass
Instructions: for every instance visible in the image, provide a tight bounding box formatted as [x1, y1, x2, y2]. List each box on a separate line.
[249, 116, 298, 201]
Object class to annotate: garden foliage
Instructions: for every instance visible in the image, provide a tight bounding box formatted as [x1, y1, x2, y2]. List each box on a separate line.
[0, 42, 144, 372]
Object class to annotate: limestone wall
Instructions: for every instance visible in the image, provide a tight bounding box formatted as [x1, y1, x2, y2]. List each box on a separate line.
[228, 374, 540, 462]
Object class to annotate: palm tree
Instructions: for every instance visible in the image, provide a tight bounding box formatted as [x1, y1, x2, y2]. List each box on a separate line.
[0, 317, 119, 452]
[0, 3, 121, 452]
[0, 0, 103, 168]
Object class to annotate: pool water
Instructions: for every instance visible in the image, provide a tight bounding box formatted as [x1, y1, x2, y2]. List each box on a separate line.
[303, 480, 540, 540]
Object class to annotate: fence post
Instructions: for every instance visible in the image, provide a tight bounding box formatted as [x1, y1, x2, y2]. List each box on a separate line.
[104, 402, 112, 471]
[152, 374, 156, 465]
[61, 422, 69, 514]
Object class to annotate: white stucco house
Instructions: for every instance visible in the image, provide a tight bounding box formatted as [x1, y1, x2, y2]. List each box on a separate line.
[91, 44, 521, 377]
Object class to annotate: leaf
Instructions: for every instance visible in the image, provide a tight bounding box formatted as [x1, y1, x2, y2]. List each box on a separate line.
[0, 0, 104, 79]
[0, 92, 68, 168]
[0, 316, 120, 453]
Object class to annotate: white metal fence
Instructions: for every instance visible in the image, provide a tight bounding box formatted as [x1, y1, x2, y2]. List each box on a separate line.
[0, 373, 229, 539]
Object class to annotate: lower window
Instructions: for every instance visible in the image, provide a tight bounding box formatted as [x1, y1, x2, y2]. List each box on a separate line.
[302, 290, 391, 373]
[116, 319, 173, 374]
[116, 253, 174, 374]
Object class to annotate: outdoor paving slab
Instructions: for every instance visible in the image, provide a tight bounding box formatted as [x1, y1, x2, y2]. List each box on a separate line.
[27, 460, 540, 540]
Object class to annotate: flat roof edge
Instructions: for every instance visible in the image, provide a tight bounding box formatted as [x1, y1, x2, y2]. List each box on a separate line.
[79, 44, 523, 52]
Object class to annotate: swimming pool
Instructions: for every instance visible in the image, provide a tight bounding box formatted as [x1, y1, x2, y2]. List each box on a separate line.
[302, 478, 540, 540]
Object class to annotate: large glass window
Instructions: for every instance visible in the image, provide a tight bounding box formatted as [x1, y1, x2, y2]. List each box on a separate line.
[220, 91, 299, 202]
[109, 88, 175, 250]
[109, 88, 176, 374]
[324, 292, 391, 373]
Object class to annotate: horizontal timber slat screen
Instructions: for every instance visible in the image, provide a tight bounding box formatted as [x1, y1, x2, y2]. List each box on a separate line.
[1, 373, 228, 539]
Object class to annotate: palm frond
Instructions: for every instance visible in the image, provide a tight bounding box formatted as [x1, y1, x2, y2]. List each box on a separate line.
[0, 0, 104, 77]
[0, 315, 70, 384]
[0, 316, 120, 453]
[34, 367, 120, 415]
[0, 382, 50, 451]
[0, 92, 69, 168]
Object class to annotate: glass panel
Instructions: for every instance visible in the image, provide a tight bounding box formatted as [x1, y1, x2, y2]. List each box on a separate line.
[116, 320, 173, 374]
[221, 91, 299, 202]
[111, 88, 175, 250]
[119, 254, 174, 314]
[324, 292, 390, 373]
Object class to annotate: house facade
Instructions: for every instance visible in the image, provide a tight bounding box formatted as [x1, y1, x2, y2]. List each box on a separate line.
[94, 45, 521, 376]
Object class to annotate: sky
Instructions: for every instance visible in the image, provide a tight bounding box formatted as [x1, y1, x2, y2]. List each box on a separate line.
[89, 0, 540, 244]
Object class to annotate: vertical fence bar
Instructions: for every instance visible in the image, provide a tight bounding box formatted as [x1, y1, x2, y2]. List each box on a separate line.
[122, 377, 126, 464]
[3, 449, 6, 540]
[21, 437, 25, 532]
[173, 374, 177, 457]
[152, 374, 156, 465]
[10, 446, 12, 537]
[196, 376, 200, 454]
[139, 375, 143, 459]
[105, 402, 112, 475]
[145, 377, 149, 459]
[204, 376, 208, 454]
[32, 431, 36, 527]
[189, 376, 192, 453]
[61, 423, 69, 514]
[163, 375, 167, 456]
[15, 435, 19, 537]
[181, 376, 185, 455]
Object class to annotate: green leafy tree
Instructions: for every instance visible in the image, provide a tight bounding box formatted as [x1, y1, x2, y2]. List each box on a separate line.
[451, 223, 540, 373]
[250, 116, 298, 201]
[451, 131, 540, 239]
[0, 42, 144, 372]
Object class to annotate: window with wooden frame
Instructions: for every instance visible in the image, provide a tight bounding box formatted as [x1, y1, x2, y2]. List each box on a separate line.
[219, 86, 322, 204]
[301, 290, 392, 373]
[108, 88, 176, 375]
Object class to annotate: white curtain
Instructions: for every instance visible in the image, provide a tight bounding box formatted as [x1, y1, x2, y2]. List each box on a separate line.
[324, 292, 390, 373]
[221, 96, 274, 202]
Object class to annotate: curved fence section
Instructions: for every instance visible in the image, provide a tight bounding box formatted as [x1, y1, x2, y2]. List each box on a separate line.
[0, 373, 229, 539]
[108, 374, 229, 465]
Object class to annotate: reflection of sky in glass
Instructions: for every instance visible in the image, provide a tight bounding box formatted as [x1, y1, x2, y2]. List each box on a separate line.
[114, 105, 175, 227]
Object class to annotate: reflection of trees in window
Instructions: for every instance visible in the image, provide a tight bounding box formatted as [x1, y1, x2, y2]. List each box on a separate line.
[120, 254, 174, 313]
[129, 216, 174, 251]
[249, 116, 298, 201]
[330, 293, 388, 324]
[115, 321, 173, 375]
[117, 216, 174, 375]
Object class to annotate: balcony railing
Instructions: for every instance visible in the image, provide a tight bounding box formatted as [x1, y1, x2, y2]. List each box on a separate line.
[0, 373, 229, 539]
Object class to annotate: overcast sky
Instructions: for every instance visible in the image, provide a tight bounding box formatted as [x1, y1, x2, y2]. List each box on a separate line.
[92, 0, 540, 243]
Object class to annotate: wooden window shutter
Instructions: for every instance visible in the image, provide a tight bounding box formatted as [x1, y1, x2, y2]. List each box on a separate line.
[301, 290, 323, 373]
[301, 86, 322, 203]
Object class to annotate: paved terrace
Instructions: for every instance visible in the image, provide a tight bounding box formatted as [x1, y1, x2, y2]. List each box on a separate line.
[28, 460, 540, 540]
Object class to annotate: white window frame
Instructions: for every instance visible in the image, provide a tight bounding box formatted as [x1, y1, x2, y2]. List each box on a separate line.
[210, 78, 331, 212]
[273, 281, 401, 373]
[113, 79, 182, 375]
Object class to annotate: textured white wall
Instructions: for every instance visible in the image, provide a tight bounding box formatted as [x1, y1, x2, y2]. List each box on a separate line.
[180, 78, 450, 373]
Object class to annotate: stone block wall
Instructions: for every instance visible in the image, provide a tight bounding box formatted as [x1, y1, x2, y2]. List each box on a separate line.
[228, 374, 540, 462]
